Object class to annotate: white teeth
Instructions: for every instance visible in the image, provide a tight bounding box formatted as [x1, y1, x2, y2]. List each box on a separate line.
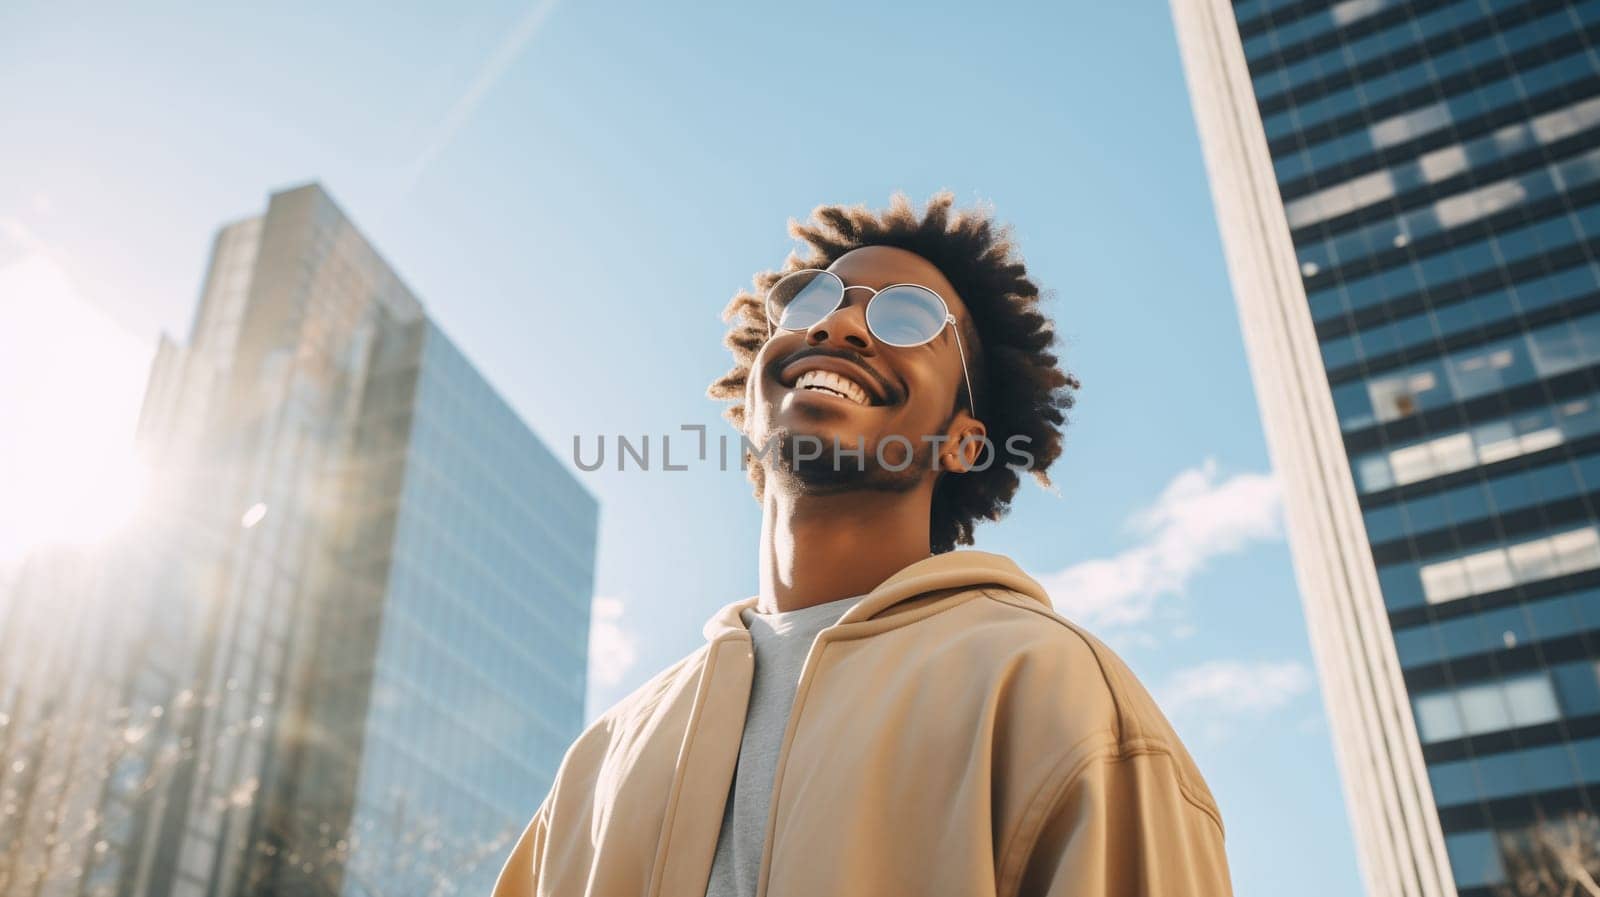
[795, 370, 870, 405]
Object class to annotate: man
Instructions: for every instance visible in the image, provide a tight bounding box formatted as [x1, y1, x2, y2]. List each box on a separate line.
[493, 193, 1234, 897]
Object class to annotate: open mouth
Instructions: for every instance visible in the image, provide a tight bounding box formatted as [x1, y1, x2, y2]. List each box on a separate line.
[794, 369, 872, 406]
[776, 351, 893, 408]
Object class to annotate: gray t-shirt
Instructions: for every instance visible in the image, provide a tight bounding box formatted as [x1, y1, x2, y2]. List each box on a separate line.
[703, 592, 867, 897]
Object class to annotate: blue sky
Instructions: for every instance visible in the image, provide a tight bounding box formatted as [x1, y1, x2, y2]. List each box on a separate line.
[1, 1, 1364, 892]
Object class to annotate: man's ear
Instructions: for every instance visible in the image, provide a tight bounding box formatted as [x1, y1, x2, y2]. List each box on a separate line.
[939, 412, 988, 474]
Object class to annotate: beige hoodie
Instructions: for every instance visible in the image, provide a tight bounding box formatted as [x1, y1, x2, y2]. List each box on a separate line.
[492, 550, 1234, 897]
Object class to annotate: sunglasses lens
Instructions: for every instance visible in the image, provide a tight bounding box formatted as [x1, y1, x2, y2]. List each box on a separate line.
[769, 271, 842, 331]
[867, 286, 947, 346]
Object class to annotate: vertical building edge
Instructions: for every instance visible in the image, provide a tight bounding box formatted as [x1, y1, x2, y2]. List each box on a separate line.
[1168, 2, 1458, 895]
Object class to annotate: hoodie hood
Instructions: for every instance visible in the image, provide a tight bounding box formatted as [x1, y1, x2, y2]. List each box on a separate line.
[701, 549, 1052, 641]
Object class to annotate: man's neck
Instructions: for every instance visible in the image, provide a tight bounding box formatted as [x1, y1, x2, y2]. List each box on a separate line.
[756, 485, 934, 614]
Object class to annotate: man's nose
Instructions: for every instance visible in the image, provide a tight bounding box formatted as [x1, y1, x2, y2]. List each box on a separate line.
[805, 289, 875, 352]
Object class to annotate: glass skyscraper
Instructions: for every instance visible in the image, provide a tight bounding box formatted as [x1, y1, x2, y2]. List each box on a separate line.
[1174, 1, 1600, 894]
[0, 183, 596, 897]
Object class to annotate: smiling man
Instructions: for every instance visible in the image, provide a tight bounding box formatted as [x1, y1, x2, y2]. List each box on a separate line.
[493, 193, 1234, 897]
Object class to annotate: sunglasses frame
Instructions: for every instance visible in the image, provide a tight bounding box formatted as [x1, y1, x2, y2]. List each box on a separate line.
[764, 268, 977, 417]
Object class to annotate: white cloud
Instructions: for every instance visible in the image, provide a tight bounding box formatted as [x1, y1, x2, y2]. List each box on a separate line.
[1033, 457, 1282, 628]
[588, 596, 639, 689]
[1159, 659, 1313, 716]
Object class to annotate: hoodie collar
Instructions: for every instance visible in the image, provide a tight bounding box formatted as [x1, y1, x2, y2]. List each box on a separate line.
[701, 550, 1050, 642]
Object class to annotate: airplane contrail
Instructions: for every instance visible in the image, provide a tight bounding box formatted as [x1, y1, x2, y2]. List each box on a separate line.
[404, 0, 562, 191]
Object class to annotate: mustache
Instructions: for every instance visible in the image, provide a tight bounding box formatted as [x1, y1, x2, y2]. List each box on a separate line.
[770, 345, 901, 404]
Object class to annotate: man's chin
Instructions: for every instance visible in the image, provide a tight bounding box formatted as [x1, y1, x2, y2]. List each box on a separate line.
[762, 414, 871, 455]
[751, 398, 925, 475]
[752, 424, 931, 493]
[771, 428, 861, 462]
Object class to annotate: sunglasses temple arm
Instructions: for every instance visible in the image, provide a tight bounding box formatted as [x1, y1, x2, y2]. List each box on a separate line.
[949, 315, 976, 418]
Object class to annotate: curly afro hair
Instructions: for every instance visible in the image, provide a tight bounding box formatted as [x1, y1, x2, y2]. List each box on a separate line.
[708, 190, 1081, 554]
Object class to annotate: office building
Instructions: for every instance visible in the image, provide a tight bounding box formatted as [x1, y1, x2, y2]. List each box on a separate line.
[0, 183, 597, 897]
[1174, 1, 1600, 894]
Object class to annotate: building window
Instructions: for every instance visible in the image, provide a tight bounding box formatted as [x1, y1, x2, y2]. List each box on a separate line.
[1350, 387, 1600, 494]
[1445, 830, 1505, 887]
[1415, 691, 1466, 742]
[1413, 673, 1561, 743]
[1410, 526, 1600, 606]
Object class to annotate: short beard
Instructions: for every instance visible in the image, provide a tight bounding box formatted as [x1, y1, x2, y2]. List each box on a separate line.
[764, 428, 933, 496]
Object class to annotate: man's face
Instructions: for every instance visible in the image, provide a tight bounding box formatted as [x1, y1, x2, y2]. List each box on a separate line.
[744, 245, 983, 491]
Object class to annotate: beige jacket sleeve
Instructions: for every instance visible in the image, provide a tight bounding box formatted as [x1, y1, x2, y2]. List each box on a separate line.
[491, 798, 550, 897]
[1010, 745, 1234, 897]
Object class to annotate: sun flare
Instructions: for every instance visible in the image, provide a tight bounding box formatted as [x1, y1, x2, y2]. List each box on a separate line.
[0, 224, 155, 567]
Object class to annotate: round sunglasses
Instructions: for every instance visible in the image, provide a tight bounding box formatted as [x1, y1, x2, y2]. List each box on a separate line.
[764, 268, 977, 415]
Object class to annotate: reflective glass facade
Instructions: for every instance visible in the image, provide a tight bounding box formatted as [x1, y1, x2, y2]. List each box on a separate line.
[335, 322, 596, 897]
[1178, 0, 1600, 893]
[229, 192, 598, 897]
[0, 183, 596, 897]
